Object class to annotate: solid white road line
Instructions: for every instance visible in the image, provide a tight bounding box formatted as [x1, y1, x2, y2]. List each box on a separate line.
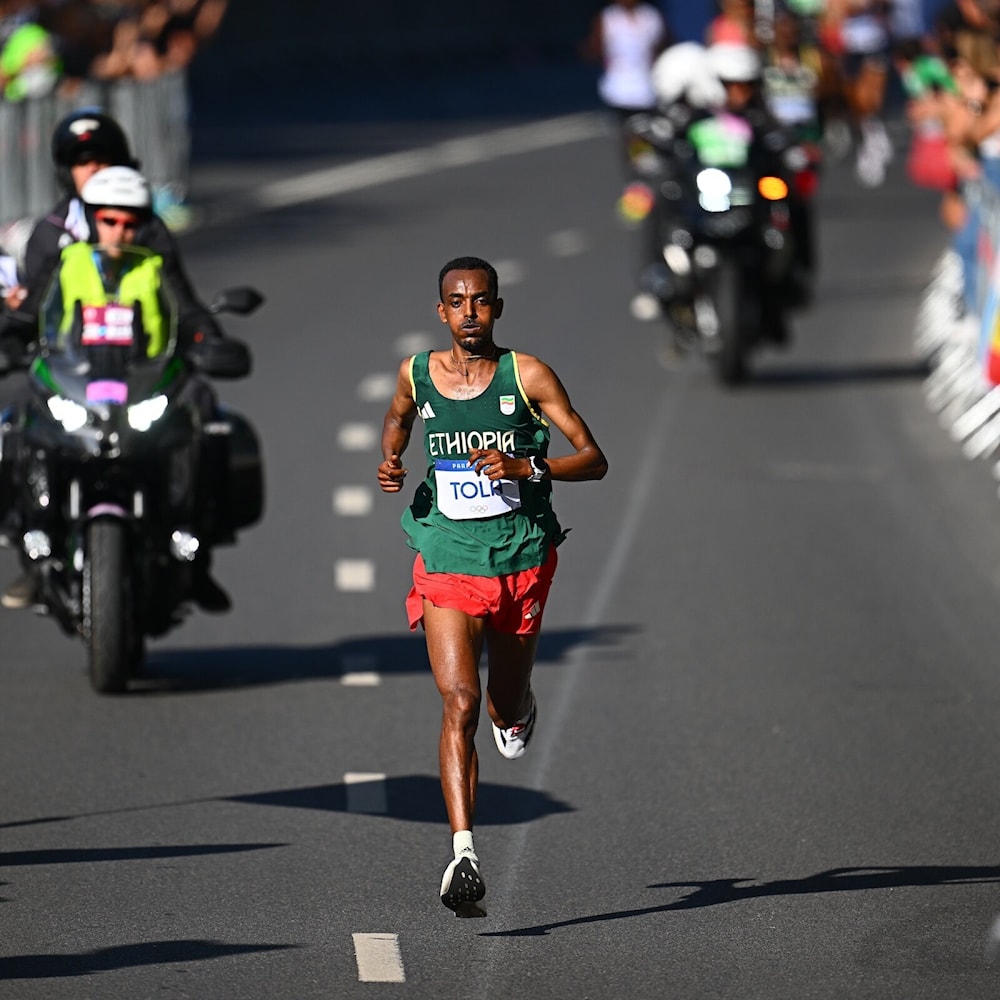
[352, 932, 405, 983]
[251, 113, 603, 212]
[344, 772, 388, 814]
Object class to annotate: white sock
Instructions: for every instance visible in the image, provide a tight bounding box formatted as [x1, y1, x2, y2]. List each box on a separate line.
[453, 830, 476, 859]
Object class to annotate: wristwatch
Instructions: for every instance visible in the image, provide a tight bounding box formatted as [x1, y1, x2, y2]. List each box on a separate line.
[527, 455, 548, 482]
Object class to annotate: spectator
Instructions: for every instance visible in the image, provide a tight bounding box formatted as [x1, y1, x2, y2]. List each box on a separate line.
[0, 2, 60, 101]
[706, 0, 757, 47]
[582, 0, 671, 167]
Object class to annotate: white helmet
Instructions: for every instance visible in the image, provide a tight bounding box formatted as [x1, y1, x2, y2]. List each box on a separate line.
[651, 42, 725, 110]
[80, 166, 151, 211]
[708, 43, 762, 83]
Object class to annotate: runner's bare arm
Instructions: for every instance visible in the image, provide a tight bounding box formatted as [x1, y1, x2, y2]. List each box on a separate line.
[378, 358, 418, 493]
[516, 354, 608, 482]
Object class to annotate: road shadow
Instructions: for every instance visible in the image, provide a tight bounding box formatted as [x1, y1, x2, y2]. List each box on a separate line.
[747, 358, 930, 389]
[0, 775, 572, 832]
[136, 624, 634, 694]
[0, 843, 285, 868]
[225, 774, 573, 826]
[482, 864, 1000, 937]
[0, 939, 299, 980]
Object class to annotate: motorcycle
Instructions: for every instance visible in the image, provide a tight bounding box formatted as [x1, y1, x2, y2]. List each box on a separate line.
[626, 108, 818, 384]
[0, 248, 265, 693]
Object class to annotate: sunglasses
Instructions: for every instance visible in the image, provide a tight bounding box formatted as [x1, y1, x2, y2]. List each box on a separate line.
[95, 211, 140, 229]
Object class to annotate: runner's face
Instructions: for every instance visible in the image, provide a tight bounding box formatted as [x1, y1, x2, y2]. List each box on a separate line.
[437, 269, 503, 350]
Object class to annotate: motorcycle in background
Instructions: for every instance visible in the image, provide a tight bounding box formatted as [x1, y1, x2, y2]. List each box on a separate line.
[0, 248, 265, 693]
[625, 108, 818, 384]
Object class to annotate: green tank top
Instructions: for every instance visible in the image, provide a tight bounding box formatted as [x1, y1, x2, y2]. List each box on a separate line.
[402, 348, 565, 576]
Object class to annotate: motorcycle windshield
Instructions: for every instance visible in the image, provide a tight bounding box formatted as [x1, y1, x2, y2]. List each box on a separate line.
[37, 245, 180, 407]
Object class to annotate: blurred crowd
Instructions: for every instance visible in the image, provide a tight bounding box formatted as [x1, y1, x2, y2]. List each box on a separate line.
[0, 0, 226, 100]
[0, 0, 227, 231]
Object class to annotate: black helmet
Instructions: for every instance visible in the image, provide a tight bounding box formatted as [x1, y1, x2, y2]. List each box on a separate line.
[51, 108, 138, 194]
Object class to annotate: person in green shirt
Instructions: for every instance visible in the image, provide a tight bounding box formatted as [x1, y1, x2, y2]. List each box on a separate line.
[378, 256, 608, 917]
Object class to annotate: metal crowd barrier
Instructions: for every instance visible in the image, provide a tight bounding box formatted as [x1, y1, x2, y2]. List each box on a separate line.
[0, 70, 190, 233]
[916, 178, 1000, 479]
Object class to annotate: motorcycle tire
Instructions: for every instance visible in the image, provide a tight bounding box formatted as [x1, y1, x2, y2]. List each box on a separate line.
[713, 259, 751, 386]
[85, 518, 133, 694]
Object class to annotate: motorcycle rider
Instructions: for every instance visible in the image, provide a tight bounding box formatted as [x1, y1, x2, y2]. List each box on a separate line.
[2, 166, 239, 612]
[624, 40, 817, 337]
[708, 41, 818, 299]
[0, 107, 225, 366]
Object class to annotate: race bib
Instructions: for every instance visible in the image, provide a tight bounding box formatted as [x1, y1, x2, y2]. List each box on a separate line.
[434, 458, 522, 520]
[81, 303, 134, 346]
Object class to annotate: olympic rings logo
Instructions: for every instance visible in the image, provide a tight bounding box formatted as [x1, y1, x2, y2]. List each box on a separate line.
[468, 504, 491, 514]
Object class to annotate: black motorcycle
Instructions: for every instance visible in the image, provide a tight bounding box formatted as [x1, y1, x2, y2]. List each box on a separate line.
[0, 248, 264, 693]
[627, 108, 817, 384]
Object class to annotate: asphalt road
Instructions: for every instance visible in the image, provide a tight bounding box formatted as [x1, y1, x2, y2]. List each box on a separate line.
[2, 101, 1000, 998]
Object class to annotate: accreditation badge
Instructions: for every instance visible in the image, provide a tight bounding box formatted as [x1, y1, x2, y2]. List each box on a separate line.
[434, 458, 522, 520]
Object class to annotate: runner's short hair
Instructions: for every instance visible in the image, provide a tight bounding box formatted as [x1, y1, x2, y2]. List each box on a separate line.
[439, 257, 499, 300]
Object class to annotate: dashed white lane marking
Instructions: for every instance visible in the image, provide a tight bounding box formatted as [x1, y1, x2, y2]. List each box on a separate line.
[333, 486, 373, 517]
[396, 331, 436, 356]
[335, 559, 375, 592]
[340, 653, 381, 687]
[358, 372, 396, 402]
[338, 423, 377, 451]
[352, 932, 405, 983]
[494, 259, 525, 286]
[546, 229, 590, 257]
[341, 671, 381, 687]
[250, 113, 603, 212]
[344, 772, 388, 814]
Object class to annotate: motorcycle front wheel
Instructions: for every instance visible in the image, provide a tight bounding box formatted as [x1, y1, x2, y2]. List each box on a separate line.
[712, 259, 753, 386]
[85, 518, 133, 694]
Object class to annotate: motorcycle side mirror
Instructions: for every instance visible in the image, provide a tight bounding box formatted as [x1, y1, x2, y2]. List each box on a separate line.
[209, 287, 265, 316]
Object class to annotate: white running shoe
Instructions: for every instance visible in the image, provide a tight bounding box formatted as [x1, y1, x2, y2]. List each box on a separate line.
[492, 690, 537, 760]
[440, 851, 486, 917]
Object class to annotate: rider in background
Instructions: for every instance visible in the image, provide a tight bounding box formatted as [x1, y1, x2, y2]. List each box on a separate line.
[709, 42, 818, 303]
[582, 0, 671, 169]
[1, 164, 240, 612]
[826, 0, 895, 185]
[1, 107, 224, 369]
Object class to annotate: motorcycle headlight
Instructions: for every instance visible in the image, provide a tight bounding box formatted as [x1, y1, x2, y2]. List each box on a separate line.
[696, 168, 733, 212]
[127, 394, 168, 432]
[47, 395, 88, 432]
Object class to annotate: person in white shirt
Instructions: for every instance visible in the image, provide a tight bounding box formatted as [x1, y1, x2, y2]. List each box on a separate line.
[583, 0, 672, 164]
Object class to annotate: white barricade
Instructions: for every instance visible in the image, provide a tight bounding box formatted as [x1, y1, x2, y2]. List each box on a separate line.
[916, 179, 1000, 489]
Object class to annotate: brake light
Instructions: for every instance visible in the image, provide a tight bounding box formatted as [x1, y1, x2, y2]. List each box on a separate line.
[794, 168, 819, 200]
[758, 176, 789, 200]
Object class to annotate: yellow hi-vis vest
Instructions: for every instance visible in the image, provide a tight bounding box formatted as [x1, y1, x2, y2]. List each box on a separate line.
[57, 243, 167, 357]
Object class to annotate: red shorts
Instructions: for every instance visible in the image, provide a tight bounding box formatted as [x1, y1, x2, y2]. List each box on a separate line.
[406, 546, 558, 635]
